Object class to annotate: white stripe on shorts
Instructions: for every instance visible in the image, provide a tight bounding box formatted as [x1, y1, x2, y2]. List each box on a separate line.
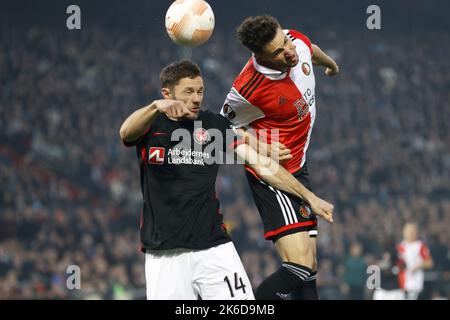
[274, 189, 294, 224]
[269, 186, 290, 225]
[261, 180, 295, 226]
[282, 264, 309, 280]
[280, 192, 298, 223]
[261, 180, 302, 227]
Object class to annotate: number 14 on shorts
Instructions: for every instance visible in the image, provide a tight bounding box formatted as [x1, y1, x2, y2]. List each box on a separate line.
[224, 272, 247, 298]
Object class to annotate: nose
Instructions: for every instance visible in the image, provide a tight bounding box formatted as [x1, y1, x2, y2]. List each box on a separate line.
[192, 92, 201, 104]
[285, 46, 296, 58]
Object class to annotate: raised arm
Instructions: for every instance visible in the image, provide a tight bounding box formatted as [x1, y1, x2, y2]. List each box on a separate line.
[311, 43, 339, 77]
[119, 99, 189, 143]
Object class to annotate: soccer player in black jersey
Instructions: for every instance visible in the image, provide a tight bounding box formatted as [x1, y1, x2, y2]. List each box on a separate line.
[120, 59, 333, 300]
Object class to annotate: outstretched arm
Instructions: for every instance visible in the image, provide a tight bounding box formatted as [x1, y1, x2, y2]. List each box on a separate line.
[238, 129, 293, 164]
[311, 44, 339, 76]
[234, 140, 334, 223]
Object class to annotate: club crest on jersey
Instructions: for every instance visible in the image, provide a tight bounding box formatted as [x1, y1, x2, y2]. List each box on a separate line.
[222, 103, 236, 120]
[193, 128, 210, 145]
[299, 205, 312, 219]
[279, 96, 287, 106]
[148, 147, 165, 165]
[302, 62, 311, 76]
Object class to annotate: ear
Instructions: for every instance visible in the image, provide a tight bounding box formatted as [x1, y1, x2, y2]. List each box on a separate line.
[161, 88, 172, 99]
[254, 54, 265, 65]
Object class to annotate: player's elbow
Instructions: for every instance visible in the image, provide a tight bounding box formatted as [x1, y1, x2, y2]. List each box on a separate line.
[250, 159, 279, 178]
[248, 163, 264, 176]
[119, 124, 130, 141]
[247, 154, 271, 170]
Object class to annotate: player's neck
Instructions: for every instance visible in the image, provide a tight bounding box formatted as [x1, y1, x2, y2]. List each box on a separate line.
[263, 62, 288, 73]
[255, 57, 288, 74]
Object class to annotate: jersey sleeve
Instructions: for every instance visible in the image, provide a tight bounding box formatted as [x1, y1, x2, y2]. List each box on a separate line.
[216, 113, 232, 132]
[214, 113, 245, 152]
[122, 128, 151, 147]
[396, 243, 405, 258]
[288, 29, 313, 56]
[420, 243, 432, 260]
[220, 87, 265, 128]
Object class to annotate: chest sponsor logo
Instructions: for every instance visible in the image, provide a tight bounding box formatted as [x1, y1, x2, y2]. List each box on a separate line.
[294, 97, 309, 121]
[148, 147, 165, 165]
[294, 88, 315, 121]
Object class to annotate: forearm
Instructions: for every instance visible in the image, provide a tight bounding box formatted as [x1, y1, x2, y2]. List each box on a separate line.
[235, 144, 314, 203]
[235, 143, 334, 223]
[241, 130, 271, 157]
[256, 161, 315, 202]
[311, 44, 336, 68]
[120, 102, 159, 142]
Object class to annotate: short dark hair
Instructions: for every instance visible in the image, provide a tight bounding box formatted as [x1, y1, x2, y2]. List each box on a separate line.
[160, 59, 201, 89]
[236, 15, 281, 53]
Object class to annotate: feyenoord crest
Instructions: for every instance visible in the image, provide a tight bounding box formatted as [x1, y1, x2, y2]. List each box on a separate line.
[302, 62, 311, 76]
[193, 128, 209, 145]
[299, 205, 312, 219]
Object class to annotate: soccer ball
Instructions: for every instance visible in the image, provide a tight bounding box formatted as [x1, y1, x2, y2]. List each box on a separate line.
[165, 0, 215, 47]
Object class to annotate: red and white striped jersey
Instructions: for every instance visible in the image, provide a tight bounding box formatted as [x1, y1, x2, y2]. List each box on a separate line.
[221, 29, 316, 174]
[396, 240, 432, 292]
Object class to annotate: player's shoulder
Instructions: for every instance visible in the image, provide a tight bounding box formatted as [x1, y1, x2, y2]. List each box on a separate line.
[200, 110, 229, 126]
[233, 58, 259, 90]
[418, 241, 431, 257]
[200, 109, 222, 120]
[396, 242, 405, 252]
[286, 29, 310, 41]
[286, 29, 313, 55]
[232, 58, 270, 106]
[417, 240, 429, 249]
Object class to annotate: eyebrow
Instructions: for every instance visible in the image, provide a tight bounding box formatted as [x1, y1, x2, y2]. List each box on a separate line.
[271, 36, 288, 57]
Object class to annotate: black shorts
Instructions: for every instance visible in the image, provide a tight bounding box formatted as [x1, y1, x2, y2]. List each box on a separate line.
[245, 163, 317, 242]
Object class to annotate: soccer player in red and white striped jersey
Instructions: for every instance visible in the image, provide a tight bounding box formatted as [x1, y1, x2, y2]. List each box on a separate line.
[221, 15, 339, 299]
[396, 223, 434, 300]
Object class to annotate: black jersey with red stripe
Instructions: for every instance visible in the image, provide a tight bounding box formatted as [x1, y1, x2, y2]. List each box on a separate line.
[123, 111, 232, 251]
[221, 29, 316, 175]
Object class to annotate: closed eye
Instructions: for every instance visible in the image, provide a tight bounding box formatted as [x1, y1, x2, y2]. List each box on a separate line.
[271, 37, 289, 57]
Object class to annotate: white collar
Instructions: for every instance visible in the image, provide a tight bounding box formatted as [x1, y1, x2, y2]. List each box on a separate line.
[252, 56, 288, 80]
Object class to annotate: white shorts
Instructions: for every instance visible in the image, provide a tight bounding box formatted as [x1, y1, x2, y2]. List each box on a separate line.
[145, 242, 255, 300]
[373, 289, 405, 300]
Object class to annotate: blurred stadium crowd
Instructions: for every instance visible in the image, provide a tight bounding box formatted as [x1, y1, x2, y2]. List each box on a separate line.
[0, 1, 449, 299]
